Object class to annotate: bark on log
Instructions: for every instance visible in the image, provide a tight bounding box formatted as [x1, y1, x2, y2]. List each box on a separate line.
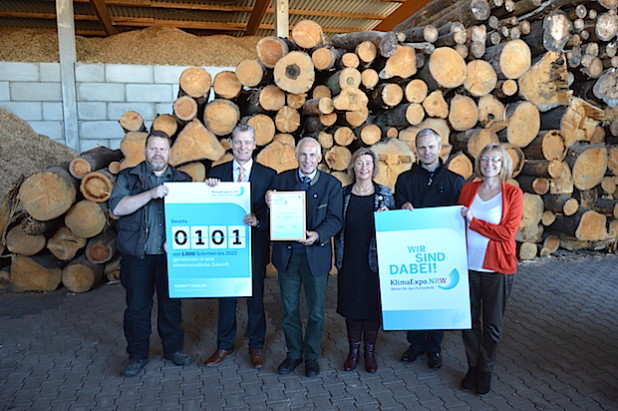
[420, 47, 467, 89]
[423, 90, 449, 119]
[550, 206, 608, 240]
[104, 254, 121, 282]
[478, 94, 506, 128]
[484, 39, 531, 80]
[62, 255, 104, 293]
[118, 110, 146, 133]
[446, 151, 474, 179]
[565, 144, 608, 190]
[19, 165, 78, 221]
[203, 99, 240, 136]
[68, 147, 122, 180]
[521, 159, 564, 178]
[46, 226, 87, 261]
[331, 31, 401, 58]
[518, 51, 572, 112]
[516, 175, 550, 194]
[80, 169, 115, 203]
[213, 71, 242, 100]
[151, 114, 178, 139]
[448, 94, 479, 131]
[452, 128, 499, 159]
[543, 194, 580, 215]
[501, 101, 540, 147]
[65, 200, 108, 239]
[292, 19, 326, 49]
[273, 51, 315, 94]
[235, 59, 267, 88]
[256, 36, 296, 68]
[173, 95, 198, 123]
[379, 45, 418, 80]
[85, 229, 116, 264]
[6, 225, 46, 256]
[10, 252, 63, 292]
[522, 130, 567, 161]
[170, 119, 226, 166]
[179, 66, 212, 99]
[404, 79, 429, 104]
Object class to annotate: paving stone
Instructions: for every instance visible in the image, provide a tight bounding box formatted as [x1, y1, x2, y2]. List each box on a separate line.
[1, 255, 617, 410]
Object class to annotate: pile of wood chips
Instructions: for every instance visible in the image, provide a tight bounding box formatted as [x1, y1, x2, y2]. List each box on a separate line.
[0, 26, 259, 66]
[0, 108, 77, 201]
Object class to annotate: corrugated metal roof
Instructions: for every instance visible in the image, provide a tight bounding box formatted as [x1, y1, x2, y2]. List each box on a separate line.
[0, 0, 427, 38]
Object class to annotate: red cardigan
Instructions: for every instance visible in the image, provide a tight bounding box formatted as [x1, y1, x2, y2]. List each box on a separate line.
[457, 181, 523, 274]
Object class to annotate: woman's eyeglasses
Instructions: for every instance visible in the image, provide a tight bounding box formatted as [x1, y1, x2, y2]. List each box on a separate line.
[481, 156, 502, 163]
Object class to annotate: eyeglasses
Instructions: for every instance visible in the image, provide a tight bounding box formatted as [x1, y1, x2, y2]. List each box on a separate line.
[481, 156, 502, 163]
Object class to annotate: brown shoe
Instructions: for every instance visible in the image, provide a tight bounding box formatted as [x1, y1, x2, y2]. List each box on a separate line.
[203, 349, 234, 367]
[248, 347, 264, 369]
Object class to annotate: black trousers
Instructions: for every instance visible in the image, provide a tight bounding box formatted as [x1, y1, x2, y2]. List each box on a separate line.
[462, 269, 514, 372]
[120, 254, 184, 360]
[215, 263, 266, 350]
[406, 330, 444, 353]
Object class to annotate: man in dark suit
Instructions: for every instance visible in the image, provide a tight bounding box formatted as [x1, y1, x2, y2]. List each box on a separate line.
[266, 137, 343, 377]
[203, 124, 276, 369]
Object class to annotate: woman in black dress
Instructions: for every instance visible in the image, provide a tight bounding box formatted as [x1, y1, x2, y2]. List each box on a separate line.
[334, 148, 394, 373]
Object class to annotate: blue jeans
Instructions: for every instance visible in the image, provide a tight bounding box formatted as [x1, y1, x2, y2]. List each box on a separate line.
[120, 254, 184, 360]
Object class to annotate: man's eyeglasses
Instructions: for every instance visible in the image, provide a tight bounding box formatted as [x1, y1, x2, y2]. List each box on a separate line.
[481, 156, 502, 163]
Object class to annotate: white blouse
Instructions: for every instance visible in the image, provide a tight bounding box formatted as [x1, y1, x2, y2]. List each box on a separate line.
[467, 192, 503, 272]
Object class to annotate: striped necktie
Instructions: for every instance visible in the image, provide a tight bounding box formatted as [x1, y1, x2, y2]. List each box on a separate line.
[237, 166, 245, 182]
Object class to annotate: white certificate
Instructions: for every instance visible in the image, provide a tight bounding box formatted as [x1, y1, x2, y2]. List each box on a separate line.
[270, 191, 306, 241]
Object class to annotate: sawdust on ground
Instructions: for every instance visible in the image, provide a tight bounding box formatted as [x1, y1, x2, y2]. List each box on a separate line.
[0, 26, 259, 66]
[0, 108, 78, 201]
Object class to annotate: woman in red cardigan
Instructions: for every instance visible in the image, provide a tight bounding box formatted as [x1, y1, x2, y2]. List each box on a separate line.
[458, 143, 523, 395]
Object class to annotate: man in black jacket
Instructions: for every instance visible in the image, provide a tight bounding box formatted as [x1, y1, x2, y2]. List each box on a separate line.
[203, 124, 276, 369]
[394, 128, 465, 370]
[267, 137, 343, 377]
[109, 130, 193, 377]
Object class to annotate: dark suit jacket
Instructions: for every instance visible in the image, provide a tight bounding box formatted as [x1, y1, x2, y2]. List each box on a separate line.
[209, 161, 276, 269]
[271, 169, 343, 277]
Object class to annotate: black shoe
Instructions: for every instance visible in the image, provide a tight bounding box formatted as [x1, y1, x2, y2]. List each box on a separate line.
[400, 346, 424, 362]
[277, 357, 302, 375]
[123, 359, 148, 377]
[476, 371, 492, 395]
[164, 351, 193, 366]
[304, 359, 320, 377]
[427, 352, 442, 369]
[461, 367, 478, 390]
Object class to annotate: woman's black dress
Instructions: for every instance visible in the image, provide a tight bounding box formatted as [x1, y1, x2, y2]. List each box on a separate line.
[337, 193, 381, 322]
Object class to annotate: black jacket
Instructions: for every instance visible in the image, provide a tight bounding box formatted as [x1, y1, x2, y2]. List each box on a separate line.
[394, 162, 465, 209]
[209, 161, 276, 269]
[110, 161, 191, 258]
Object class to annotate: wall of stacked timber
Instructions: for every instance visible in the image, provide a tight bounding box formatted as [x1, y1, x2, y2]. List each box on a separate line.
[2, 0, 618, 293]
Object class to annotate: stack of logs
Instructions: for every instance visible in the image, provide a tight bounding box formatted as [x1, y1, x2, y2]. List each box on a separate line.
[2, 0, 618, 293]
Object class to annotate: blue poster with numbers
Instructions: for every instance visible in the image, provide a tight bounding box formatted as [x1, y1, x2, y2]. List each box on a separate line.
[164, 182, 251, 298]
[375, 207, 470, 330]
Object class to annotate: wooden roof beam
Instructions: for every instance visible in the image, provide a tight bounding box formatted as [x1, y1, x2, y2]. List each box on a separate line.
[372, 0, 432, 31]
[245, 0, 269, 36]
[89, 0, 118, 35]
